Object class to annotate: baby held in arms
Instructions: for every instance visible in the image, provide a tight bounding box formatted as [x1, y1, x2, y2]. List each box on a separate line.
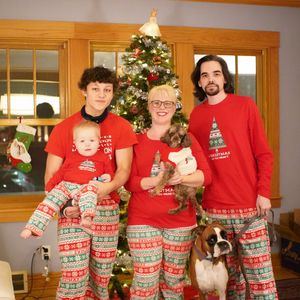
[20, 120, 114, 239]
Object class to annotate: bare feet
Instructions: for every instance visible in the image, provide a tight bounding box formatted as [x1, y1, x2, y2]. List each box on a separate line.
[20, 229, 33, 239]
[80, 216, 92, 228]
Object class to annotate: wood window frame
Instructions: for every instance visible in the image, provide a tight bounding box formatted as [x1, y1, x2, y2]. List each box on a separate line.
[185, 0, 300, 8]
[0, 20, 280, 222]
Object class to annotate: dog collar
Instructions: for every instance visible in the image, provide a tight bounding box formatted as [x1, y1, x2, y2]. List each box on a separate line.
[193, 244, 213, 262]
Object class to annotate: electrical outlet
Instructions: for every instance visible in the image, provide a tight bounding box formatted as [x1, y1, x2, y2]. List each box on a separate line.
[40, 245, 51, 261]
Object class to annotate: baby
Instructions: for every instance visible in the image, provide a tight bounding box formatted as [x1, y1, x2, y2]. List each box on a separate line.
[21, 120, 114, 238]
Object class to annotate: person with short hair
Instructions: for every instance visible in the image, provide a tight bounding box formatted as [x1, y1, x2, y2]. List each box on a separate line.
[41, 66, 137, 299]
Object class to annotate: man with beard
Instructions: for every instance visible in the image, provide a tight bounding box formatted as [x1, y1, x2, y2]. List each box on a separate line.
[188, 55, 278, 300]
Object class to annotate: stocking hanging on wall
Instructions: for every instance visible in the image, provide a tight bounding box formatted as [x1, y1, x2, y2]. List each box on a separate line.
[7, 123, 36, 173]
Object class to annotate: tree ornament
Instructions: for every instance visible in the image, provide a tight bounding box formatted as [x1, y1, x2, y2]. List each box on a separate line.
[7, 123, 36, 173]
[147, 72, 159, 82]
[139, 8, 161, 37]
[133, 48, 142, 58]
[153, 55, 162, 65]
[130, 105, 139, 115]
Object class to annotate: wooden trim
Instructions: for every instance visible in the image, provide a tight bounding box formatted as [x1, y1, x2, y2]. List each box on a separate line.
[174, 43, 195, 115]
[267, 47, 281, 203]
[0, 194, 44, 222]
[0, 20, 281, 220]
[68, 39, 90, 115]
[0, 119, 62, 126]
[185, 0, 300, 7]
[0, 20, 280, 48]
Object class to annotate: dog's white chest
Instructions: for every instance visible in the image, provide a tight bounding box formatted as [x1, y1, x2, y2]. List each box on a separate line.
[195, 258, 228, 294]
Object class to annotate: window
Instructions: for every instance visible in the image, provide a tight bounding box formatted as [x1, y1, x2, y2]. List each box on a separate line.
[0, 42, 67, 197]
[194, 54, 257, 101]
[0, 20, 280, 221]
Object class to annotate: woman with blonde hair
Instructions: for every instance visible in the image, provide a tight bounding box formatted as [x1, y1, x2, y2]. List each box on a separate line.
[125, 84, 212, 299]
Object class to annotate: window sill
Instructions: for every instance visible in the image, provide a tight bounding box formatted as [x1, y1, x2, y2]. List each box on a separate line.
[0, 194, 44, 222]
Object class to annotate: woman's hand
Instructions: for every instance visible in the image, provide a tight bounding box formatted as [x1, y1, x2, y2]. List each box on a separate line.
[167, 169, 182, 186]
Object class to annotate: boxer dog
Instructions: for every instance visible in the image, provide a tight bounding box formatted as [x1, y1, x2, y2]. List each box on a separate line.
[189, 221, 232, 300]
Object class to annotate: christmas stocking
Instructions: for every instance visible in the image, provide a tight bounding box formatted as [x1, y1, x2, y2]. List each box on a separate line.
[8, 124, 36, 173]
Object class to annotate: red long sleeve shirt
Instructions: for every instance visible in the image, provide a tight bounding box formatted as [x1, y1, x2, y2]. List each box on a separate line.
[45, 151, 113, 192]
[189, 94, 273, 209]
[125, 133, 212, 228]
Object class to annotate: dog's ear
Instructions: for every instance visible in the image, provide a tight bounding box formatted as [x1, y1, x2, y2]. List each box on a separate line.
[182, 133, 192, 147]
[160, 130, 171, 145]
[193, 225, 206, 237]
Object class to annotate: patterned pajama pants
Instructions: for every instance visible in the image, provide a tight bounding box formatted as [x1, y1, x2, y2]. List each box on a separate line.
[206, 208, 278, 300]
[25, 181, 97, 236]
[56, 198, 119, 300]
[127, 225, 194, 300]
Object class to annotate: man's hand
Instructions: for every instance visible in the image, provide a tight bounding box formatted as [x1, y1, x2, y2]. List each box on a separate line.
[89, 180, 112, 199]
[64, 206, 80, 218]
[256, 195, 271, 216]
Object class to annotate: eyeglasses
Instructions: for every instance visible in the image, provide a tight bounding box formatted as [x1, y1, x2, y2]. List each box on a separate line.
[150, 100, 176, 109]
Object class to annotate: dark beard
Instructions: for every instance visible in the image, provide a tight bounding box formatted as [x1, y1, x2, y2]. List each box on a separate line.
[204, 85, 220, 96]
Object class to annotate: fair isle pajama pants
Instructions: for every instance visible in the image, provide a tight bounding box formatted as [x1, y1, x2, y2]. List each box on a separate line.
[206, 208, 278, 300]
[56, 198, 119, 300]
[127, 225, 194, 300]
[25, 181, 98, 237]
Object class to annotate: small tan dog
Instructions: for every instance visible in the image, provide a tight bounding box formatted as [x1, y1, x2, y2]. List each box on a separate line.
[150, 124, 202, 215]
[190, 222, 232, 300]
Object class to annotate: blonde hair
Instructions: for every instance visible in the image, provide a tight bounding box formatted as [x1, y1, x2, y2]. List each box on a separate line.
[148, 84, 177, 103]
[73, 120, 100, 139]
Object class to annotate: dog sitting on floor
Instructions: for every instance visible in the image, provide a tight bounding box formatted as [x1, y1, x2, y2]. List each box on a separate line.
[189, 221, 232, 300]
[150, 123, 202, 215]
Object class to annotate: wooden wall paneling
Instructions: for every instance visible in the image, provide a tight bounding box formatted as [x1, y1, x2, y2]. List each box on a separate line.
[268, 47, 280, 205]
[0, 20, 75, 39]
[0, 195, 43, 222]
[68, 39, 90, 115]
[174, 43, 195, 116]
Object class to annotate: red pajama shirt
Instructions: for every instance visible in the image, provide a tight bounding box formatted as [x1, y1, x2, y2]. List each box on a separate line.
[24, 151, 113, 237]
[125, 132, 211, 299]
[189, 94, 278, 300]
[45, 111, 137, 300]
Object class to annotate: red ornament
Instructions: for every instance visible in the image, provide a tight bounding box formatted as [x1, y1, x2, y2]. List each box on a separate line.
[147, 73, 159, 82]
[130, 105, 139, 115]
[133, 48, 142, 58]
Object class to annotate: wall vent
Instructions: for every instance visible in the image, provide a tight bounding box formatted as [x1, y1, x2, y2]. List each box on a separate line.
[11, 271, 28, 294]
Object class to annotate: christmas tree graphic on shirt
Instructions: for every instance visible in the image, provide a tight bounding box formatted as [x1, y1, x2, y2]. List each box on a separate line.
[208, 117, 231, 160]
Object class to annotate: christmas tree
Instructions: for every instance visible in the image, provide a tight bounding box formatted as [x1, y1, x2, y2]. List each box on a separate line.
[114, 9, 187, 132]
[109, 10, 188, 299]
